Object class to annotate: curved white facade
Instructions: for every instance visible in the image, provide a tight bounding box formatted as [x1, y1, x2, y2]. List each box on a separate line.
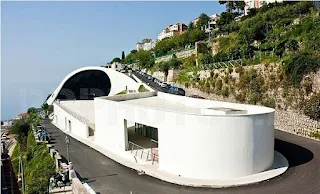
[47, 66, 139, 105]
[94, 92, 275, 180]
[49, 66, 280, 185]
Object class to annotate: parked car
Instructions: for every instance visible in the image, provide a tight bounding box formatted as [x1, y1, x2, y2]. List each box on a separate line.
[159, 82, 168, 88]
[169, 86, 185, 96]
[1, 135, 8, 140]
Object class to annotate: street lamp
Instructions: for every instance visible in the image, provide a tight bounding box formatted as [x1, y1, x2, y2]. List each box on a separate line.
[65, 136, 70, 162]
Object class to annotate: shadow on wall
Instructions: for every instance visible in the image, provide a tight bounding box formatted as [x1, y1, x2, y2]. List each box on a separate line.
[275, 138, 314, 168]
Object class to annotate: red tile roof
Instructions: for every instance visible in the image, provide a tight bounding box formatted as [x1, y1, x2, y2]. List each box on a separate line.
[17, 113, 28, 117]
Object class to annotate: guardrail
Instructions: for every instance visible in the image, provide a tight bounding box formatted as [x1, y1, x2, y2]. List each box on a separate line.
[128, 141, 158, 164]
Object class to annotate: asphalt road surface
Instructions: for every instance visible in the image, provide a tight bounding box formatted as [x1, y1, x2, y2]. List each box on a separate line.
[132, 71, 170, 93]
[43, 119, 320, 194]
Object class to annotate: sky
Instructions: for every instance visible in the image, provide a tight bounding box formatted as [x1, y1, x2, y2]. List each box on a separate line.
[1, 1, 225, 120]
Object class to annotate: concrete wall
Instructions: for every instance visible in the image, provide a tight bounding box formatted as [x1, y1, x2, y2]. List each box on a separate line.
[93, 92, 274, 180]
[53, 103, 89, 139]
[149, 69, 179, 83]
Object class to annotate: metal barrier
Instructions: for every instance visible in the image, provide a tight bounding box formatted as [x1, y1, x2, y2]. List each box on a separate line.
[128, 141, 158, 164]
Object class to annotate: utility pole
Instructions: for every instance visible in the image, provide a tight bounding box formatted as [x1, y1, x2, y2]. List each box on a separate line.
[65, 136, 70, 162]
[19, 154, 25, 194]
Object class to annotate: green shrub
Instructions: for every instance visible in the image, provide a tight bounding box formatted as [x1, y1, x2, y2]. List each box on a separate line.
[210, 71, 214, 78]
[310, 131, 320, 140]
[235, 92, 246, 102]
[282, 85, 289, 98]
[11, 143, 21, 174]
[116, 90, 127, 95]
[262, 97, 276, 108]
[222, 86, 229, 97]
[301, 93, 320, 121]
[301, 78, 313, 95]
[284, 54, 320, 86]
[25, 145, 55, 194]
[138, 85, 149, 92]
[223, 75, 229, 84]
[215, 79, 223, 95]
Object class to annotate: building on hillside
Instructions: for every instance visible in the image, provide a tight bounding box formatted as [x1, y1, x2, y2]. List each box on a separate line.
[1, 120, 13, 128]
[244, 0, 284, 15]
[314, 0, 319, 9]
[136, 39, 157, 51]
[104, 62, 124, 72]
[201, 14, 220, 35]
[192, 17, 199, 25]
[157, 23, 187, 41]
[47, 67, 288, 186]
[14, 113, 28, 120]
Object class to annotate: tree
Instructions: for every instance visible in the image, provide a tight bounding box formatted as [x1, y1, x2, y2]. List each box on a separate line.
[130, 49, 137, 54]
[1, 121, 3, 126]
[219, 1, 236, 13]
[235, 1, 246, 13]
[301, 93, 320, 121]
[41, 103, 53, 118]
[121, 51, 125, 62]
[159, 58, 182, 77]
[200, 53, 214, 64]
[188, 29, 206, 44]
[188, 22, 194, 31]
[285, 39, 299, 52]
[133, 50, 155, 69]
[111, 57, 121, 63]
[217, 12, 239, 28]
[196, 13, 210, 29]
[27, 107, 37, 114]
[9, 118, 30, 150]
[124, 53, 136, 64]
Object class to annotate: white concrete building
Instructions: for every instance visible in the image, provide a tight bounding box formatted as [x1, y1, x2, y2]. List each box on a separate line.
[1, 120, 13, 128]
[244, 0, 284, 15]
[104, 62, 123, 71]
[158, 23, 187, 41]
[203, 13, 221, 34]
[48, 69, 288, 186]
[136, 39, 157, 51]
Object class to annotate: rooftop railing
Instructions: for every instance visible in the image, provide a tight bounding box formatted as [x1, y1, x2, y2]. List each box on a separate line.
[54, 101, 95, 130]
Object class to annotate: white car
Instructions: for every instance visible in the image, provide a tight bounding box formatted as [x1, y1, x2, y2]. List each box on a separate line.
[159, 82, 167, 88]
[1, 135, 8, 140]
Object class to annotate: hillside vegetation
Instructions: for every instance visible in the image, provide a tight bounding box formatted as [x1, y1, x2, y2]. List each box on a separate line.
[122, 1, 319, 121]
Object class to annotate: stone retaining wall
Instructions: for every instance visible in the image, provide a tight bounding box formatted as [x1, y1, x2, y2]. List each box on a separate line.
[155, 49, 196, 63]
[177, 84, 320, 141]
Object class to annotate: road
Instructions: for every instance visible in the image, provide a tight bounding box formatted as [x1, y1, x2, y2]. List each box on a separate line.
[43, 119, 320, 194]
[132, 71, 170, 93]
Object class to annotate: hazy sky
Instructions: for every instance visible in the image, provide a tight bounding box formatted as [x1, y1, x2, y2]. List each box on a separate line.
[1, 1, 225, 120]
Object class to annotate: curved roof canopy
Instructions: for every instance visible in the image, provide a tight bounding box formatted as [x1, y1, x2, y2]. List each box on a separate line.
[47, 66, 138, 105]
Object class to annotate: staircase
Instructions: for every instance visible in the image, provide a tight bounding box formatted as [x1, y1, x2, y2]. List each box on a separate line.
[1, 153, 21, 194]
